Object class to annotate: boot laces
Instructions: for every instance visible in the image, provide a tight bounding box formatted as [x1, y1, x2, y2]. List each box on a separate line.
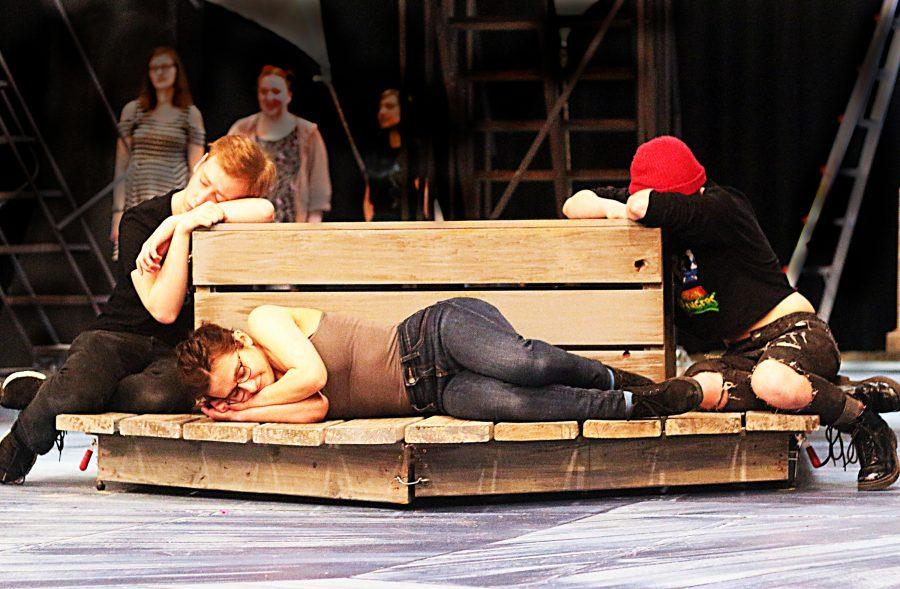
[55, 431, 66, 461]
[824, 425, 858, 470]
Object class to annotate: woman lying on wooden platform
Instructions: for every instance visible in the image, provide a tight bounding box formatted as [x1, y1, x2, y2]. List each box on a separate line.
[175, 298, 702, 423]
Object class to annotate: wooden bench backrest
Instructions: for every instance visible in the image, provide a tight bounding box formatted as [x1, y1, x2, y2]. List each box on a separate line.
[192, 220, 672, 379]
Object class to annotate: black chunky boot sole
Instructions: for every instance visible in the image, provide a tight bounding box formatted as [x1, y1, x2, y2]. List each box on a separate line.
[858, 431, 899, 492]
[858, 461, 900, 491]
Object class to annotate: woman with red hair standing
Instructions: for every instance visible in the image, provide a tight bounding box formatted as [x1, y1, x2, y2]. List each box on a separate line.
[228, 65, 332, 223]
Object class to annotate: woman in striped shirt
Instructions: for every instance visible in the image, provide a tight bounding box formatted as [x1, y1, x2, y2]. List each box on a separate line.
[111, 46, 206, 251]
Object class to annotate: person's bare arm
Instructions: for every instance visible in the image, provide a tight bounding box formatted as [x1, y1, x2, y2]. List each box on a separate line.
[562, 190, 627, 219]
[222, 305, 328, 410]
[131, 202, 224, 323]
[625, 188, 653, 221]
[111, 104, 135, 243]
[135, 199, 274, 274]
[202, 393, 329, 423]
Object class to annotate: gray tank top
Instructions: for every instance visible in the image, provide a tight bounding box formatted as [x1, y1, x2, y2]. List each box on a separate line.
[310, 312, 414, 419]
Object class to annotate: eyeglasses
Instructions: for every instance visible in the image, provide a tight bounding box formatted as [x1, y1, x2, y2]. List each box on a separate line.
[201, 353, 251, 407]
[149, 63, 176, 73]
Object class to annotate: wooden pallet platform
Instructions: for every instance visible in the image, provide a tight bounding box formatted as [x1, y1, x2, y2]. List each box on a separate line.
[57, 412, 819, 504]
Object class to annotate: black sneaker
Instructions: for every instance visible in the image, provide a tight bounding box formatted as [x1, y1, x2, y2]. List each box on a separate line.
[608, 366, 655, 390]
[0, 431, 37, 485]
[839, 409, 900, 491]
[1, 371, 46, 410]
[847, 376, 900, 414]
[629, 376, 703, 419]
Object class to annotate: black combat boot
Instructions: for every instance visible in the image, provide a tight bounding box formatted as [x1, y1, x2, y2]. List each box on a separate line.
[0, 430, 38, 485]
[607, 365, 655, 390]
[846, 376, 900, 414]
[838, 409, 900, 491]
[629, 376, 703, 419]
[1, 371, 46, 410]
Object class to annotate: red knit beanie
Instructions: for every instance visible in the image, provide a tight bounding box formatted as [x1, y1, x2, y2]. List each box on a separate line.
[628, 135, 706, 195]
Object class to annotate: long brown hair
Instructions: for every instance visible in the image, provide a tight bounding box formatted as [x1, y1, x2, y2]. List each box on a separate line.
[137, 46, 194, 111]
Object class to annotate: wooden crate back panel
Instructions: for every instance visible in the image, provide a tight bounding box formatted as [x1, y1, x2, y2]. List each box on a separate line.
[194, 289, 664, 347]
[192, 221, 662, 286]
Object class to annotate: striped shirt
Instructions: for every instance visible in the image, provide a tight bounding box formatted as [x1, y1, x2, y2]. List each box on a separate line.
[118, 100, 205, 210]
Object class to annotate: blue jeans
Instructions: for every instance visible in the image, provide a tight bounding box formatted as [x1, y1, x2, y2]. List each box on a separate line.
[397, 297, 626, 421]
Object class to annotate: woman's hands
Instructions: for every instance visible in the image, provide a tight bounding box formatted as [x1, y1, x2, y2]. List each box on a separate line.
[200, 393, 330, 424]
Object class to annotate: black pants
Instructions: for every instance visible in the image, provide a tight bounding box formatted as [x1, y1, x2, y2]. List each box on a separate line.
[685, 312, 845, 420]
[14, 329, 193, 454]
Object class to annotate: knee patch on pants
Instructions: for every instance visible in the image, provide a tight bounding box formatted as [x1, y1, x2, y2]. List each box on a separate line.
[684, 358, 764, 412]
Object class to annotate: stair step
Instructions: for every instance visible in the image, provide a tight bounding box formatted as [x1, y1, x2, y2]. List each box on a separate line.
[0, 189, 64, 201]
[3, 294, 108, 306]
[0, 243, 91, 255]
[0, 135, 36, 144]
[464, 67, 634, 82]
[448, 16, 632, 31]
[475, 169, 629, 182]
[475, 118, 636, 132]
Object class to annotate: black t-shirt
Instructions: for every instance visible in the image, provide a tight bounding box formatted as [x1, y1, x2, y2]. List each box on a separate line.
[637, 183, 795, 343]
[91, 191, 193, 347]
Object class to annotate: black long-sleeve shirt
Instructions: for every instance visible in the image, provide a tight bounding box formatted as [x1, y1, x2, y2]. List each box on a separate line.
[593, 183, 795, 342]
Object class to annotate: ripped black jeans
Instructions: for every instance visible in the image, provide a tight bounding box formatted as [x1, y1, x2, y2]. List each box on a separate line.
[685, 312, 840, 412]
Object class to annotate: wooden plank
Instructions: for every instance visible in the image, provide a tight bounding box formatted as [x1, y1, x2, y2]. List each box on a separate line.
[583, 419, 662, 439]
[745, 412, 819, 432]
[118, 414, 200, 439]
[325, 417, 424, 445]
[404, 416, 493, 443]
[414, 432, 789, 497]
[182, 418, 258, 443]
[192, 221, 662, 285]
[96, 435, 411, 504]
[56, 413, 135, 434]
[195, 290, 664, 347]
[252, 421, 344, 447]
[574, 350, 665, 382]
[665, 412, 743, 436]
[493, 421, 579, 441]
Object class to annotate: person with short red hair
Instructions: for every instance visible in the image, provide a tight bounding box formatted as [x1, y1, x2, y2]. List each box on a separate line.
[564, 135, 899, 491]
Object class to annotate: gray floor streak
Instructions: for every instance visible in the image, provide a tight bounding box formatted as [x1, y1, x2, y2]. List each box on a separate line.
[3, 370, 899, 588]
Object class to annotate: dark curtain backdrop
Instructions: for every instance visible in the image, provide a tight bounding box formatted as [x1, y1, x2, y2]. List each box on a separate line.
[674, 0, 899, 350]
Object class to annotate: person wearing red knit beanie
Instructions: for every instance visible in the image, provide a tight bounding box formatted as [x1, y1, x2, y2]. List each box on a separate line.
[563, 135, 899, 492]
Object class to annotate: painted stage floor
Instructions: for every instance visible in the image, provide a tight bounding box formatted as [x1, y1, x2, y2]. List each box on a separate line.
[2, 370, 899, 588]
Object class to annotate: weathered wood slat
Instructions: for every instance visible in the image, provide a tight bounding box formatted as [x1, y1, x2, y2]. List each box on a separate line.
[97, 436, 412, 504]
[182, 418, 258, 443]
[324, 417, 424, 445]
[56, 413, 135, 434]
[574, 350, 667, 382]
[745, 412, 819, 432]
[252, 421, 344, 446]
[414, 433, 789, 497]
[493, 421, 579, 441]
[118, 414, 200, 438]
[195, 290, 664, 347]
[583, 419, 662, 439]
[665, 412, 743, 436]
[404, 416, 493, 443]
[193, 221, 662, 285]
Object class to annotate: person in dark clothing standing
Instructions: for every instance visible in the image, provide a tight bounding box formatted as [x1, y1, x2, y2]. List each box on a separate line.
[563, 135, 899, 491]
[362, 89, 427, 222]
[0, 135, 276, 485]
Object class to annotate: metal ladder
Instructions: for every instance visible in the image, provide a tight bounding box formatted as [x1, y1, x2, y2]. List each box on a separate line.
[786, 0, 900, 322]
[0, 51, 116, 367]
